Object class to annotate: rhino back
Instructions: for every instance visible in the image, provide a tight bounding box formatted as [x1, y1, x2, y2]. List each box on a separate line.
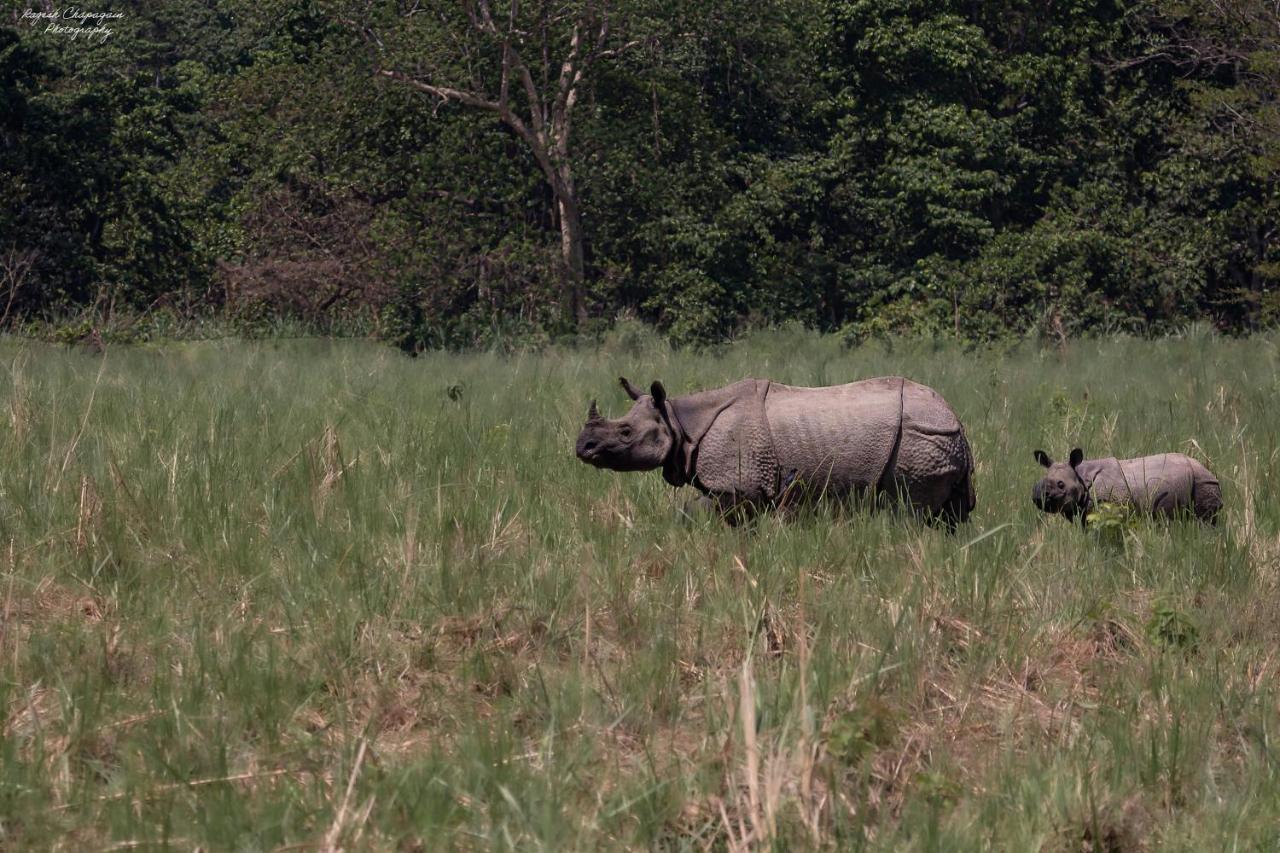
[1079, 458, 1129, 503]
[1114, 454, 1198, 510]
[763, 377, 906, 491]
[1185, 455, 1219, 486]
[900, 379, 962, 434]
[693, 383, 778, 499]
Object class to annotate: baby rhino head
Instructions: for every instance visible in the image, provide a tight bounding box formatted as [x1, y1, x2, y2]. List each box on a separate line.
[575, 377, 675, 472]
[1031, 448, 1087, 519]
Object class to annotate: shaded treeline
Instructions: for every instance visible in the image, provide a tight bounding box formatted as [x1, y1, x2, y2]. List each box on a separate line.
[2, 0, 1278, 348]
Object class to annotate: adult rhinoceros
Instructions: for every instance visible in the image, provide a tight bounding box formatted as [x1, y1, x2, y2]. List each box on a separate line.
[575, 375, 976, 525]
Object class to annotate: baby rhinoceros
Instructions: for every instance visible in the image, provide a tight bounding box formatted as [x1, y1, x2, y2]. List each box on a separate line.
[575, 375, 976, 525]
[1031, 448, 1223, 525]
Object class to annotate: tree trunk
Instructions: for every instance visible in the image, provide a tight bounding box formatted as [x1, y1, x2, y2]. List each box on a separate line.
[557, 189, 587, 326]
[369, 0, 641, 329]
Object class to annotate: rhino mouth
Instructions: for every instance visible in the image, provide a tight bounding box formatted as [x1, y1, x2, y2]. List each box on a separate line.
[576, 437, 604, 465]
[1032, 492, 1080, 516]
[578, 451, 609, 468]
[1032, 484, 1073, 514]
[576, 438, 651, 471]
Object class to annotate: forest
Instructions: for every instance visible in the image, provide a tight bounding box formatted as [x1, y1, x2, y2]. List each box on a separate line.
[2, 0, 1278, 349]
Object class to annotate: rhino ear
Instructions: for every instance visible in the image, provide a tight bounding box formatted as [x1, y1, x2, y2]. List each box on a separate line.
[1033, 449, 1052, 468]
[650, 381, 667, 406]
[619, 376, 643, 400]
[1069, 448, 1084, 468]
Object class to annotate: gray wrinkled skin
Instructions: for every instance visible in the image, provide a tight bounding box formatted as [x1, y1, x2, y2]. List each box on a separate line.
[1031, 448, 1223, 524]
[576, 375, 976, 525]
[575, 390, 673, 472]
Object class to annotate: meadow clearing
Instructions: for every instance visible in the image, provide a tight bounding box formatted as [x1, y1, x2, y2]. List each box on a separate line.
[1, 326, 1279, 849]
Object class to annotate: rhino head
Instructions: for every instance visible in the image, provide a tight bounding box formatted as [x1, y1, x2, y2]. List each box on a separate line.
[576, 377, 676, 472]
[1031, 448, 1087, 519]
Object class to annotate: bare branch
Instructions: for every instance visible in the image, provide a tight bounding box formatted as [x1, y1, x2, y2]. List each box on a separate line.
[513, 49, 547, 136]
[336, 15, 385, 54]
[461, 0, 547, 136]
[593, 9, 610, 55]
[557, 23, 584, 100]
[551, 11, 642, 143]
[0, 246, 38, 327]
[552, 23, 584, 135]
[590, 38, 642, 62]
[375, 68, 502, 112]
[499, 43, 511, 108]
[377, 66, 565, 199]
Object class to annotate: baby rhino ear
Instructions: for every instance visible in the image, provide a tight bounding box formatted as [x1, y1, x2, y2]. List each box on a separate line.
[1068, 448, 1084, 468]
[1033, 449, 1052, 468]
[649, 381, 667, 406]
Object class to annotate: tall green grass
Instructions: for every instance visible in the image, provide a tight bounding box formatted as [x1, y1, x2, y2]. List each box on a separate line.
[0, 327, 1278, 849]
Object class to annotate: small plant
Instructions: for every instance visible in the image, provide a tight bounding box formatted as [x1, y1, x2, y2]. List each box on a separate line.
[1080, 600, 1136, 655]
[1146, 603, 1199, 652]
[914, 769, 962, 806]
[1086, 501, 1136, 549]
[1046, 387, 1091, 435]
[825, 697, 899, 767]
[49, 318, 95, 346]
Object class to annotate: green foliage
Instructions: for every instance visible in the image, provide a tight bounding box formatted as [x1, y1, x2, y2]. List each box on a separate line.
[1, 12, 217, 314]
[826, 697, 899, 767]
[1087, 500, 1138, 550]
[914, 768, 964, 806]
[1, 0, 1278, 343]
[1146, 602, 1201, 652]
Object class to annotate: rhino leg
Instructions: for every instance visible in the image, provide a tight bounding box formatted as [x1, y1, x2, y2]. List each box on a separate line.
[940, 468, 976, 527]
[888, 429, 973, 528]
[1149, 487, 1180, 518]
[675, 495, 718, 524]
[692, 490, 760, 526]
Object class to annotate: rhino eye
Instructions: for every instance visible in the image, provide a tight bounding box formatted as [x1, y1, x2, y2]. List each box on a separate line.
[1057, 480, 1065, 488]
[620, 426, 633, 439]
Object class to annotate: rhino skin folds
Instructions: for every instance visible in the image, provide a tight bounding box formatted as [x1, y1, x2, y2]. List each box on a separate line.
[577, 375, 976, 526]
[1031, 448, 1223, 525]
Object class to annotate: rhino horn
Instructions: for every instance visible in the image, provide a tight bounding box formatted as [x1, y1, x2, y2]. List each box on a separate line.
[587, 399, 601, 421]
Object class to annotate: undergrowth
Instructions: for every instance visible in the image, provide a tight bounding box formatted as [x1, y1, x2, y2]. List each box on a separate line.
[0, 328, 1278, 848]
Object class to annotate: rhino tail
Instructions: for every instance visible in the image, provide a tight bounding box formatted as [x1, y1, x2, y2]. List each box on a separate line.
[944, 431, 977, 525]
[946, 467, 976, 525]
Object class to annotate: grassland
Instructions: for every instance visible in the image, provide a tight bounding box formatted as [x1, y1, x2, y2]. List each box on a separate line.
[1, 326, 1278, 849]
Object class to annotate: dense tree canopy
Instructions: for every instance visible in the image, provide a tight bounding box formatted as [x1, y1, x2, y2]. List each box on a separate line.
[2, 0, 1277, 346]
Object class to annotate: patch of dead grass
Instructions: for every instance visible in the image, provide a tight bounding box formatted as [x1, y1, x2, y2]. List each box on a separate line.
[809, 609, 1141, 834]
[1046, 793, 1153, 853]
[1, 576, 111, 660]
